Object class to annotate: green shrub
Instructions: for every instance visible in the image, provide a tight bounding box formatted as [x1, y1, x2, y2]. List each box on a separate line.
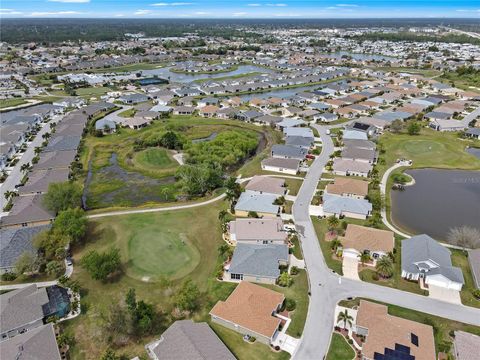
[1, 272, 17, 281]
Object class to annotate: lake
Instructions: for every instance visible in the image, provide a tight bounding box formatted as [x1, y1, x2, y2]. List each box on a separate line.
[141, 64, 270, 83]
[391, 169, 480, 241]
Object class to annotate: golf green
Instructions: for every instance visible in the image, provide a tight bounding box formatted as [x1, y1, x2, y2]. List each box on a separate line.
[127, 226, 201, 281]
[134, 148, 176, 169]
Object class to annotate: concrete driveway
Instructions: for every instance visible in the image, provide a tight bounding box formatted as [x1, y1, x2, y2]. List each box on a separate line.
[274, 333, 300, 355]
[342, 256, 360, 280]
[428, 285, 462, 304]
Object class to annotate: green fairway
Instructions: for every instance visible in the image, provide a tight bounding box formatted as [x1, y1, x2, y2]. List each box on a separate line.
[326, 333, 355, 360]
[134, 148, 176, 169]
[378, 130, 480, 171]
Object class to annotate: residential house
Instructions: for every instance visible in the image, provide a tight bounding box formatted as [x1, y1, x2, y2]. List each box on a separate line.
[0, 284, 70, 339]
[285, 135, 314, 149]
[173, 106, 194, 115]
[145, 320, 235, 360]
[234, 191, 280, 218]
[0, 195, 55, 228]
[118, 93, 149, 104]
[0, 225, 50, 274]
[18, 168, 70, 196]
[468, 248, 480, 289]
[453, 331, 480, 360]
[354, 300, 436, 360]
[322, 193, 372, 220]
[341, 224, 394, 263]
[465, 128, 480, 140]
[0, 324, 61, 360]
[32, 150, 77, 171]
[283, 127, 314, 139]
[314, 112, 338, 123]
[245, 176, 286, 196]
[198, 105, 219, 118]
[341, 146, 377, 164]
[210, 281, 285, 345]
[271, 144, 307, 161]
[261, 157, 301, 175]
[343, 129, 368, 141]
[401, 234, 464, 291]
[227, 218, 287, 245]
[332, 158, 373, 178]
[227, 244, 289, 284]
[95, 118, 117, 134]
[429, 119, 467, 132]
[237, 110, 263, 122]
[325, 177, 369, 199]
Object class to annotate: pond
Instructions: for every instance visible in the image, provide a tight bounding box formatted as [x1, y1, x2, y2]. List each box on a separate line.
[141, 64, 270, 83]
[391, 169, 480, 241]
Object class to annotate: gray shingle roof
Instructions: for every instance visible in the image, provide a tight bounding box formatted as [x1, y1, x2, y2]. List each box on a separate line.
[229, 244, 288, 279]
[401, 234, 464, 284]
[0, 225, 50, 271]
[271, 144, 307, 160]
[0, 285, 49, 334]
[235, 191, 279, 215]
[323, 193, 372, 216]
[149, 320, 235, 360]
[0, 323, 61, 360]
[44, 135, 81, 152]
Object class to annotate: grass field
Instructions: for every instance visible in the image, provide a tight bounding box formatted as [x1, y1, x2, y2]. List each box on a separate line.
[118, 108, 136, 118]
[0, 98, 28, 109]
[326, 333, 355, 360]
[66, 203, 236, 359]
[451, 249, 480, 309]
[134, 148, 177, 170]
[51, 86, 112, 99]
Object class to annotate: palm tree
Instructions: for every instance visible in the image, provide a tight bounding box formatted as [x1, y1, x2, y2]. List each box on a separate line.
[327, 215, 339, 234]
[34, 146, 42, 155]
[337, 309, 354, 329]
[330, 238, 342, 251]
[20, 163, 31, 174]
[42, 132, 51, 140]
[376, 256, 394, 279]
[218, 210, 229, 233]
[4, 190, 16, 201]
[359, 252, 371, 265]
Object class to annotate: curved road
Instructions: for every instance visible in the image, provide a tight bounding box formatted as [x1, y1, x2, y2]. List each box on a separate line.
[292, 124, 480, 359]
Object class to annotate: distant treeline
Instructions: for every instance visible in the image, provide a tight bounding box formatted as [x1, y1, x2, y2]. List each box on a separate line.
[1, 18, 479, 44]
[351, 32, 480, 46]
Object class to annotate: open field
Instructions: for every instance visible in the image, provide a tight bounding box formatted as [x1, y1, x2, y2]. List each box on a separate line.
[326, 333, 356, 360]
[0, 98, 28, 109]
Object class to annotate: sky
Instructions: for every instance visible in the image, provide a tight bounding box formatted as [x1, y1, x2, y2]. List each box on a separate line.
[0, 0, 479, 19]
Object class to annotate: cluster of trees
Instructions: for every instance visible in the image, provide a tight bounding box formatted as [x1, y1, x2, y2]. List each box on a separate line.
[81, 247, 121, 281]
[184, 130, 258, 170]
[133, 130, 184, 151]
[174, 280, 200, 313]
[43, 181, 83, 214]
[442, 66, 480, 87]
[176, 163, 223, 197]
[164, 39, 206, 49]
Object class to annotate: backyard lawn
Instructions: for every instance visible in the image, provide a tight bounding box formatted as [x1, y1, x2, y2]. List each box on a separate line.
[451, 249, 480, 309]
[326, 333, 356, 360]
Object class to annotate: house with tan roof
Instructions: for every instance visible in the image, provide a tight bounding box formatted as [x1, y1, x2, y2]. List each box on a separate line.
[354, 300, 436, 360]
[325, 177, 369, 199]
[245, 176, 286, 196]
[209, 281, 285, 344]
[341, 224, 394, 264]
[228, 218, 287, 245]
[198, 105, 219, 118]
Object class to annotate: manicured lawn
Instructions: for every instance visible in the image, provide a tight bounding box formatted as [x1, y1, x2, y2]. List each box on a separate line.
[0, 98, 28, 109]
[378, 129, 480, 173]
[284, 178, 303, 196]
[451, 249, 480, 309]
[290, 235, 303, 260]
[66, 202, 242, 359]
[134, 148, 177, 170]
[118, 108, 136, 118]
[312, 217, 343, 275]
[210, 323, 290, 360]
[326, 333, 355, 360]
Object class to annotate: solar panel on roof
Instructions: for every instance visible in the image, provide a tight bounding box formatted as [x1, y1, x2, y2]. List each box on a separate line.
[411, 333, 419, 346]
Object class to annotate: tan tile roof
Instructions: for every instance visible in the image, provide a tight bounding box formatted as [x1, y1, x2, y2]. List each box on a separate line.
[229, 218, 287, 242]
[199, 105, 219, 114]
[325, 177, 369, 197]
[245, 176, 286, 196]
[356, 301, 436, 360]
[209, 281, 284, 339]
[341, 224, 394, 253]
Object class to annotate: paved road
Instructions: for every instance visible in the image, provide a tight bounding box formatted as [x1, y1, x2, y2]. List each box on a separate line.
[0, 114, 64, 208]
[292, 124, 480, 360]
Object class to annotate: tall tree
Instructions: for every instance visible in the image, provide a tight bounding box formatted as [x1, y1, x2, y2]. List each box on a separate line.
[337, 309, 354, 329]
[54, 208, 87, 244]
[43, 181, 82, 213]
